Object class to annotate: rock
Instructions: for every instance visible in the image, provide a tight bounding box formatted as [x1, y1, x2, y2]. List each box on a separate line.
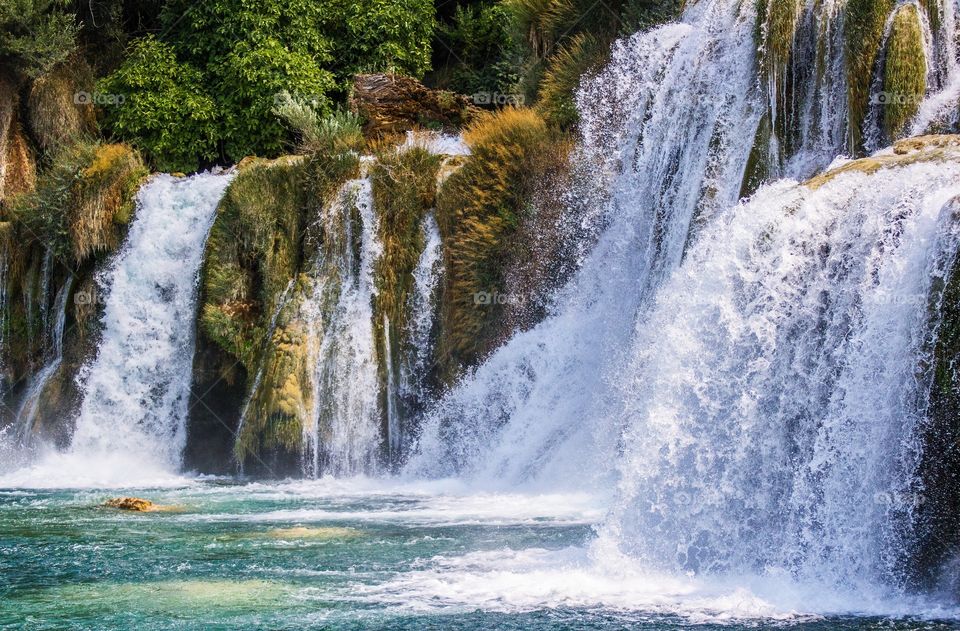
[103, 497, 156, 511]
[26, 60, 97, 154]
[349, 73, 476, 137]
[0, 70, 37, 207]
[265, 526, 360, 539]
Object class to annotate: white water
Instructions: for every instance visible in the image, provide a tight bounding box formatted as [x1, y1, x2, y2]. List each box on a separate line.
[399, 213, 443, 403]
[63, 173, 232, 474]
[408, 0, 766, 485]
[14, 276, 74, 443]
[304, 176, 383, 477]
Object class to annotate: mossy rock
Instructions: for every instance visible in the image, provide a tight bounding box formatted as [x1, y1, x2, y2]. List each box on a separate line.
[806, 135, 960, 189]
[27, 59, 97, 154]
[69, 144, 149, 262]
[844, 0, 896, 153]
[881, 4, 927, 140]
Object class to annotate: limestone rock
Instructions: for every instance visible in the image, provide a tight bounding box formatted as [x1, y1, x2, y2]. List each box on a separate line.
[0, 71, 37, 207]
[103, 497, 156, 511]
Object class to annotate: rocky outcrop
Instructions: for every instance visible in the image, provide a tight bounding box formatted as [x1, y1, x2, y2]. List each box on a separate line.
[26, 60, 97, 154]
[0, 71, 37, 207]
[350, 74, 476, 137]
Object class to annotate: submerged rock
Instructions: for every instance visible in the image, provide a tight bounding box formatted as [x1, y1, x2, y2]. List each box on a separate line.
[103, 497, 156, 511]
[265, 526, 360, 540]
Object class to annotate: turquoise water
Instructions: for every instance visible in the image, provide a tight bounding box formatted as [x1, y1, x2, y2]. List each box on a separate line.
[2, 478, 959, 630]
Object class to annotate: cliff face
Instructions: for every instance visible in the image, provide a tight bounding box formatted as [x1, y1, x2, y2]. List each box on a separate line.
[915, 219, 960, 589]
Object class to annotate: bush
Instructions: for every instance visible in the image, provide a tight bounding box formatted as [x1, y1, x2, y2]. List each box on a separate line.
[273, 92, 364, 155]
[98, 37, 219, 173]
[434, 108, 559, 378]
[439, 2, 521, 97]
[537, 33, 604, 128]
[0, 0, 78, 78]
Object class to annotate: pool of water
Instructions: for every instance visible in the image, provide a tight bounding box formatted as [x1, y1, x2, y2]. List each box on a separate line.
[2, 477, 959, 630]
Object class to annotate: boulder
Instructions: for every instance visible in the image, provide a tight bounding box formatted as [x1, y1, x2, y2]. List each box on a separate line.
[103, 497, 156, 511]
[349, 74, 476, 137]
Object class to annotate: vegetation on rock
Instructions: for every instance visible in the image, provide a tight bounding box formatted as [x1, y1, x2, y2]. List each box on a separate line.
[434, 107, 567, 379]
[881, 4, 927, 140]
[844, 0, 896, 152]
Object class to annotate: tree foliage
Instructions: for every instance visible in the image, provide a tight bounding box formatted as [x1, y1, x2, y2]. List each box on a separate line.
[0, 0, 79, 77]
[98, 37, 219, 173]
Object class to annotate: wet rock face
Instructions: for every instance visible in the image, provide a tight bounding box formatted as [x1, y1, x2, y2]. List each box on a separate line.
[350, 74, 475, 136]
[913, 241, 960, 589]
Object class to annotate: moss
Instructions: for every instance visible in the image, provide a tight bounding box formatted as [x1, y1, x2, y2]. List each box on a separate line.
[26, 58, 97, 155]
[759, 0, 801, 79]
[199, 156, 310, 370]
[881, 4, 927, 140]
[70, 144, 149, 262]
[845, 0, 896, 153]
[434, 107, 563, 380]
[200, 151, 360, 468]
[233, 280, 314, 463]
[371, 146, 442, 353]
[7, 142, 146, 264]
[805, 134, 960, 189]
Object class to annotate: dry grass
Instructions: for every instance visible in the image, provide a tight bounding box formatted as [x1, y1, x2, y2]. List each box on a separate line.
[69, 143, 148, 262]
[434, 107, 569, 380]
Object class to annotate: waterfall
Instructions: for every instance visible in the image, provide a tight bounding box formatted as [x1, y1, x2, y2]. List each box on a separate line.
[399, 213, 443, 404]
[68, 172, 233, 471]
[303, 175, 383, 477]
[593, 149, 960, 592]
[912, 0, 960, 134]
[383, 314, 399, 458]
[13, 276, 74, 444]
[407, 0, 767, 484]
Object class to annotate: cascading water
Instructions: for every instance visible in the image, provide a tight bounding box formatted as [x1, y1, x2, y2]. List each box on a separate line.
[912, 0, 960, 134]
[303, 175, 383, 477]
[593, 149, 960, 595]
[407, 0, 769, 484]
[398, 213, 443, 406]
[67, 172, 233, 472]
[13, 276, 74, 444]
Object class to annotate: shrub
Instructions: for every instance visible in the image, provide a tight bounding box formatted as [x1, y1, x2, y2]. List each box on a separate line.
[273, 92, 364, 155]
[98, 36, 219, 173]
[434, 107, 559, 378]
[536, 33, 604, 128]
[0, 0, 78, 78]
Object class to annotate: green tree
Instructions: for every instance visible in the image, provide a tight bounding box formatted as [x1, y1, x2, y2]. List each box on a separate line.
[98, 37, 219, 172]
[0, 0, 79, 77]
